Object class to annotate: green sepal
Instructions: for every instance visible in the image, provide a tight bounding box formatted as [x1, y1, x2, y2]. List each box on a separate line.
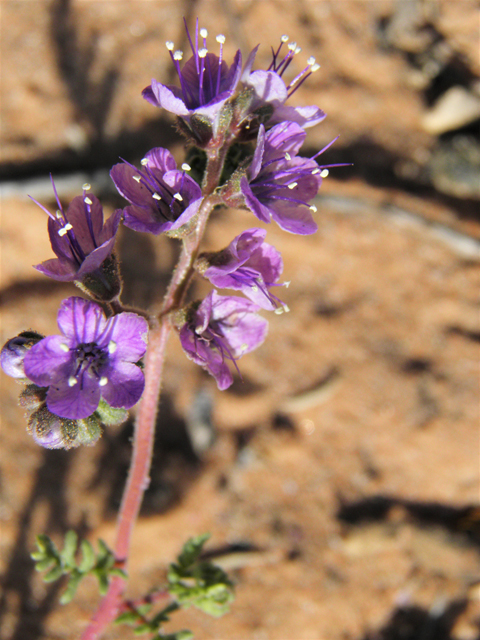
[60, 569, 83, 604]
[60, 530, 78, 568]
[94, 398, 128, 426]
[115, 611, 142, 625]
[44, 564, 64, 583]
[78, 540, 96, 573]
[76, 415, 103, 446]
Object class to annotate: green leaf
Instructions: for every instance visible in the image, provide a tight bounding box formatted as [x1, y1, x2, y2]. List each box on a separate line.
[78, 540, 95, 573]
[134, 623, 152, 634]
[115, 610, 141, 625]
[109, 567, 128, 579]
[60, 530, 78, 568]
[60, 570, 83, 605]
[97, 572, 109, 595]
[176, 534, 210, 570]
[43, 564, 64, 583]
[33, 557, 56, 572]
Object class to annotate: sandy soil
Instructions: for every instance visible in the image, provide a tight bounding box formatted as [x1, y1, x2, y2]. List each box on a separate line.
[1, 2, 479, 640]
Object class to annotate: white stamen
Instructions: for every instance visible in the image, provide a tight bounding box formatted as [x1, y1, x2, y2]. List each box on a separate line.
[108, 340, 117, 354]
[133, 175, 141, 183]
[283, 304, 290, 313]
[82, 183, 91, 191]
[281, 34, 289, 43]
[284, 281, 291, 288]
[251, 285, 259, 292]
[307, 56, 316, 66]
[312, 168, 320, 175]
[99, 376, 108, 387]
[240, 343, 248, 353]
[152, 192, 161, 200]
[200, 28, 208, 38]
[60, 343, 70, 352]
[173, 193, 183, 201]
[198, 48, 208, 58]
[58, 227, 69, 236]
[84, 196, 93, 205]
[287, 182, 298, 190]
[68, 376, 78, 387]
[181, 163, 191, 171]
[295, 46, 302, 55]
[173, 50, 183, 61]
[310, 63, 320, 72]
[195, 326, 203, 335]
[64, 223, 73, 231]
[320, 169, 329, 178]
[309, 204, 317, 212]
[56, 210, 63, 219]
[140, 158, 148, 166]
[166, 41, 174, 51]
[275, 307, 285, 315]
[216, 34, 225, 44]
[285, 152, 291, 161]
[288, 42, 297, 51]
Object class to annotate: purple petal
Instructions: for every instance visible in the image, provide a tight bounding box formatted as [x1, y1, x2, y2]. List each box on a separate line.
[142, 84, 159, 106]
[110, 163, 152, 207]
[103, 312, 149, 362]
[98, 208, 122, 245]
[240, 177, 271, 223]
[150, 80, 189, 116]
[145, 147, 177, 172]
[100, 362, 145, 409]
[23, 335, 72, 387]
[271, 104, 327, 128]
[75, 236, 118, 279]
[122, 206, 167, 235]
[64, 195, 104, 255]
[270, 202, 318, 235]
[245, 70, 287, 106]
[179, 324, 233, 390]
[34, 257, 78, 281]
[249, 126, 265, 180]
[241, 45, 259, 81]
[57, 297, 107, 343]
[47, 217, 76, 263]
[46, 372, 101, 419]
[264, 122, 307, 160]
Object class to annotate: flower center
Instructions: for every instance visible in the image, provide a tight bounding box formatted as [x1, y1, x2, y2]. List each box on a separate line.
[70, 342, 108, 385]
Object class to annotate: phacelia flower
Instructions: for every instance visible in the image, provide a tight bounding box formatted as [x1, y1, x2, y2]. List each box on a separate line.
[32, 181, 121, 284]
[23, 297, 148, 420]
[142, 19, 242, 142]
[178, 291, 268, 390]
[1, 331, 44, 379]
[197, 228, 287, 311]
[233, 121, 327, 234]
[110, 148, 202, 235]
[239, 35, 325, 131]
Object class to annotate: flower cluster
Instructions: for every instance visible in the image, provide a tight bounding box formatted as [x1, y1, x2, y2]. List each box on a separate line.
[2, 18, 342, 447]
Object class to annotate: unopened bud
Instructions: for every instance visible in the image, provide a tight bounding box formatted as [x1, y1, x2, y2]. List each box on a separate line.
[77, 253, 122, 303]
[27, 405, 78, 449]
[1, 331, 44, 379]
[19, 384, 48, 411]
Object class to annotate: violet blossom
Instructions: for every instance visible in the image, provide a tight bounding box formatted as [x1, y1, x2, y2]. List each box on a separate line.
[32, 181, 121, 282]
[110, 147, 202, 235]
[239, 35, 325, 130]
[142, 19, 242, 140]
[197, 228, 287, 311]
[23, 297, 148, 420]
[232, 121, 326, 235]
[179, 291, 268, 390]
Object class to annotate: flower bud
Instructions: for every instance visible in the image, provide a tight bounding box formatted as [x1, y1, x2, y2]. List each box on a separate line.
[19, 384, 48, 411]
[27, 405, 78, 449]
[1, 331, 44, 379]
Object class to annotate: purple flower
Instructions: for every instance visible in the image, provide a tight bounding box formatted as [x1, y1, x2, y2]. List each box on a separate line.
[32, 181, 121, 282]
[179, 291, 268, 390]
[142, 19, 242, 140]
[238, 122, 323, 235]
[240, 35, 325, 130]
[23, 297, 148, 420]
[110, 148, 202, 235]
[199, 228, 287, 311]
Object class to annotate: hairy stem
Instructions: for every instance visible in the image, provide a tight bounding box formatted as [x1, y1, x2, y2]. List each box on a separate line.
[81, 150, 228, 640]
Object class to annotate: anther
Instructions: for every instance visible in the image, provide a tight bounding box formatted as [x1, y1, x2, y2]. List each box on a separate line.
[99, 377, 108, 387]
[285, 152, 291, 161]
[84, 196, 93, 205]
[60, 343, 70, 352]
[216, 34, 225, 44]
[311, 63, 320, 72]
[287, 182, 298, 190]
[140, 158, 148, 166]
[307, 56, 316, 66]
[251, 285, 259, 292]
[283, 304, 290, 313]
[108, 340, 117, 354]
[152, 193, 161, 200]
[58, 227, 69, 236]
[82, 183, 91, 191]
[312, 168, 320, 175]
[281, 35, 289, 43]
[288, 42, 297, 51]
[56, 210, 63, 219]
[166, 41, 174, 51]
[294, 46, 302, 55]
[284, 281, 291, 288]
[181, 163, 191, 171]
[173, 50, 183, 61]
[274, 307, 285, 315]
[68, 377, 78, 387]
[198, 48, 208, 58]
[133, 175, 141, 183]
[309, 204, 317, 212]
[200, 28, 208, 38]
[320, 169, 329, 178]
[173, 193, 183, 201]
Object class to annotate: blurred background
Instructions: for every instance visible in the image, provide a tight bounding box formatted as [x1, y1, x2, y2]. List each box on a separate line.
[1, 1, 479, 639]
